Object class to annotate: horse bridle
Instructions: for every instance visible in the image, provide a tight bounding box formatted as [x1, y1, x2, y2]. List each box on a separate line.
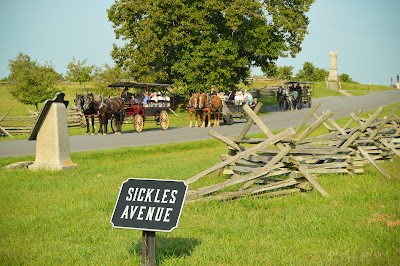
[198, 93, 208, 109]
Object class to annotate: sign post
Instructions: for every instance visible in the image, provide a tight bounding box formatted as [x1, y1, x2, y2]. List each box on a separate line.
[111, 178, 188, 265]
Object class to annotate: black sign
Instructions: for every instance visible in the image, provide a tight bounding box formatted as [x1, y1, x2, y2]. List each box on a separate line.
[110, 178, 188, 232]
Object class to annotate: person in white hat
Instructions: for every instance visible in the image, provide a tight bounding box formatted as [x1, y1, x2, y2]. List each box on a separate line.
[234, 91, 244, 105]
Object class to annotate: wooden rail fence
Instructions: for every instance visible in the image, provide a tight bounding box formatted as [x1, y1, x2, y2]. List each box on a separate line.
[186, 103, 400, 203]
[0, 108, 84, 137]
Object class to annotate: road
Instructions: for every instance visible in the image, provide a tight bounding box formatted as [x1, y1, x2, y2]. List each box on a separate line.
[1, 90, 399, 158]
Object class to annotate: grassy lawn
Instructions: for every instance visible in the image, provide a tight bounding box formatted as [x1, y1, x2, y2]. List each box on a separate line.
[1, 141, 399, 265]
[1, 102, 400, 265]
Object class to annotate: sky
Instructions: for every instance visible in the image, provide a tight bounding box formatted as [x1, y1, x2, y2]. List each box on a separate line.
[0, 0, 399, 86]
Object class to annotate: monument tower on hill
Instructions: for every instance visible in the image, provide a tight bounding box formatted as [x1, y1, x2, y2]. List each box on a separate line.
[326, 51, 341, 90]
[328, 51, 338, 81]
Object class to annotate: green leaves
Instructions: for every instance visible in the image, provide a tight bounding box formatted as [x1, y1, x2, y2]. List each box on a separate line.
[65, 57, 97, 85]
[297, 61, 328, 82]
[108, 0, 314, 92]
[8, 53, 60, 111]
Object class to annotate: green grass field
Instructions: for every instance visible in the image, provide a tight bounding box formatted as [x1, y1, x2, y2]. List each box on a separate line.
[1, 101, 400, 265]
[1, 141, 399, 265]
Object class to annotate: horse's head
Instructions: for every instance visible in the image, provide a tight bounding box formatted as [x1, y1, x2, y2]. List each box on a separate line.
[282, 88, 289, 97]
[74, 94, 85, 113]
[83, 93, 95, 111]
[189, 93, 199, 108]
[198, 93, 208, 109]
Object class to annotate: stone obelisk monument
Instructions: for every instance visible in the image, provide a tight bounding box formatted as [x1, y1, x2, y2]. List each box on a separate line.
[327, 51, 340, 90]
[328, 51, 338, 81]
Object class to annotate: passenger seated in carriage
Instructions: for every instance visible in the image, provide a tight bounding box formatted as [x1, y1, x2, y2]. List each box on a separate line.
[227, 90, 234, 101]
[142, 91, 149, 107]
[130, 94, 139, 104]
[243, 90, 253, 105]
[164, 93, 171, 107]
[121, 87, 134, 103]
[250, 98, 258, 108]
[149, 91, 158, 107]
[234, 91, 244, 105]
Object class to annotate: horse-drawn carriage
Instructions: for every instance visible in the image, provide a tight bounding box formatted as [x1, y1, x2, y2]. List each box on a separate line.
[277, 81, 313, 111]
[108, 82, 174, 133]
[295, 81, 313, 108]
[74, 82, 174, 135]
[220, 96, 248, 125]
[187, 92, 250, 127]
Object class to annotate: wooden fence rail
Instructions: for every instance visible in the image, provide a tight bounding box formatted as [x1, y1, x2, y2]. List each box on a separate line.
[186, 103, 400, 203]
[0, 109, 84, 137]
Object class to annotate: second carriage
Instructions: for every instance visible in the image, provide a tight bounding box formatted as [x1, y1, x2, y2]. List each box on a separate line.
[108, 82, 174, 133]
[283, 81, 313, 109]
[219, 95, 249, 125]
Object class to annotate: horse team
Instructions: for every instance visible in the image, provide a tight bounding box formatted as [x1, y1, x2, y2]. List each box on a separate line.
[187, 92, 223, 128]
[277, 84, 302, 111]
[74, 86, 229, 135]
[74, 93, 125, 135]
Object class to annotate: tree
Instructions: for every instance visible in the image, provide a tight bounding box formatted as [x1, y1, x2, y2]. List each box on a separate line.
[339, 73, 357, 83]
[107, 0, 314, 93]
[65, 57, 97, 85]
[277, 65, 294, 80]
[296, 61, 328, 81]
[93, 64, 129, 96]
[262, 63, 278, 78]
[8, 53, 60, 111]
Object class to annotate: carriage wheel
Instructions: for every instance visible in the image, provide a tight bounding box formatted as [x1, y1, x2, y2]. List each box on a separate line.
[133, 114, 144, 133]
[298, 101, 303, 110]
[308, 98, 312, 108]
[224, 114, 234, 125]
[159, 110, 169, 130]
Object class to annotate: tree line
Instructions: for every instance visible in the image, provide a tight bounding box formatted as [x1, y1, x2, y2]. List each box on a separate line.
[3, 51, 356, 112]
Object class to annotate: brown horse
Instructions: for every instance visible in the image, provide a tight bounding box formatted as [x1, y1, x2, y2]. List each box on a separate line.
[199, 93, 222, 127]
[83, 93, 125, 135]
[74, 94, 98, 135]
[187, 93, 201, 128]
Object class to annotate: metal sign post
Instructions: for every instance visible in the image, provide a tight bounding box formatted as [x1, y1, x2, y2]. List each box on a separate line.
[111, 178, 188, 266]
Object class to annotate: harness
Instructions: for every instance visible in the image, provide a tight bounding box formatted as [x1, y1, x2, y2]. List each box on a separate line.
[98, 96, 126, 117]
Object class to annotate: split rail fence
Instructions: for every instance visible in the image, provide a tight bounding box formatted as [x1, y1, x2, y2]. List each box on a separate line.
[0, 108, 84, 137]
[186, 102, 400, 203]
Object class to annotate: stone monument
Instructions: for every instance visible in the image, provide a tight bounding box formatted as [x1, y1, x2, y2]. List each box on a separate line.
[326, 51, 340, 90]
[28, 93, 78, 171]
[327, 51, 338, 81]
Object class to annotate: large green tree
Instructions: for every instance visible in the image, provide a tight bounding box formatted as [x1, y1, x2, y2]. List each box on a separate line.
[93, 64, 129, 96]
[65, 57, 97, 85]
[107, 0, 314, 93]
[296, 61, 328, 81]
[8, 53, 60, 111]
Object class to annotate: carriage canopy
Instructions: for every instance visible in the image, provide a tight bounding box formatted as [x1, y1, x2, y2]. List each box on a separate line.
[108, 82, 172, 89]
